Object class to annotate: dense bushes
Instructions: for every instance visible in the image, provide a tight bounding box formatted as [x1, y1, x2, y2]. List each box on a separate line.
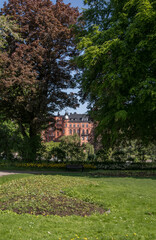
[42, 135, 94, 162]
[93, 161, 156, 170]
[95, 141, 156, 163]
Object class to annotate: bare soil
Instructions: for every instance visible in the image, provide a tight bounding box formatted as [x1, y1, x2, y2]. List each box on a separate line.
[0, 195, 105, 217]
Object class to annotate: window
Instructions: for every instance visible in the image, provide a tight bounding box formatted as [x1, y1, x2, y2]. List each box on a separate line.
[82, 129, 85, 135]
[82, 124, 84, 127]
[77, 129, 80, 134]
[70, 124, 72, 127]
[86, 129, 89, 135]
[77, 124, 79, 127]
[57, 131, 59, 137]
[82, 136, 85, 140]
[86, 124, 88, 127]
[73, 129, 76, 134]
[70, 129, 72, 135]
[86, 136, 88, 140]
[65, 124, 67, 127]
[73, 124, 75, 128]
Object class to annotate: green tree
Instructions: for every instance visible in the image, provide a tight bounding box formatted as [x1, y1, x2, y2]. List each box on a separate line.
[0, 0, 79, 161]
[85, 142, 95, 160]
[76, 0, 156, 148]
[0, 118, 21, 160]
[59, 134, 86, 162]
[42, 141, 60, 161]
[85, 142, 94, 155]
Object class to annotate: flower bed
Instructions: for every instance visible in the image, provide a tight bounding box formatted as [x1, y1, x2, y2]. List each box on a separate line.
[15, 162, 96, 170]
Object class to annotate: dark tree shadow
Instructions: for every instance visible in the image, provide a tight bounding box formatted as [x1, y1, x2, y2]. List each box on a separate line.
[0, 169, 156, 180]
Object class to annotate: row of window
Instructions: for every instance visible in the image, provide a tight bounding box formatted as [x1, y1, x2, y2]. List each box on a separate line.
[69, 129, 89, 135]
[48, 129, 90, 136]
[65, 123, 89, 128]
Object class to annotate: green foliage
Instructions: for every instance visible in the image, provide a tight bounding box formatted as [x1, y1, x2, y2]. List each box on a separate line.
[41, 141, 60, 160]
[51, 147, 66, 162]
[76, 0, 156, 147]
[85, 143, 94, 155]
[95, 140, 156, 162]
[44, 141, 60, 152]
[59, 134, 86, 162]
[96, 149, 112, 162]
[17, 135, 42, 162]
[0, 119, 21, 160]
[0, 117, 42, 162]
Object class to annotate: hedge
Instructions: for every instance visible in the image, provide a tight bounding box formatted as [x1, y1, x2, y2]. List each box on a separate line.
[0, 160, 156, 170]
[15, 161, 156, 170]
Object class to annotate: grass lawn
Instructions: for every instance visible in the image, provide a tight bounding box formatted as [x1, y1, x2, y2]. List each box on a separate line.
[0, 173, 156, 240]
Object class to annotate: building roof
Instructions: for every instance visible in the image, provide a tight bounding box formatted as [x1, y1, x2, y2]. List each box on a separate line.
[55, 112, 92, 123]
[68, 113, 89, 122]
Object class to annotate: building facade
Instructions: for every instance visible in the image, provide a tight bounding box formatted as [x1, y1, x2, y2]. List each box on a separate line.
[42, 112, 93, 144]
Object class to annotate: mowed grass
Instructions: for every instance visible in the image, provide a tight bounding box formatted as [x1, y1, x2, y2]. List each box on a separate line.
[0, 173, 156, 240]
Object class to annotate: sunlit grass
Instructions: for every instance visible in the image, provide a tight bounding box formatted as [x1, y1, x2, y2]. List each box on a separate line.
[0, 174, 156, 240]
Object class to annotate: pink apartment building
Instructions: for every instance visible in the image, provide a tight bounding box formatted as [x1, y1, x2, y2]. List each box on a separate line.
[42, 112, 93, 144]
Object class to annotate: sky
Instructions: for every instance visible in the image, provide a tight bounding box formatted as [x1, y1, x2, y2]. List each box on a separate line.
[0, 0, 88, 115]
[0, 0, 85, 10]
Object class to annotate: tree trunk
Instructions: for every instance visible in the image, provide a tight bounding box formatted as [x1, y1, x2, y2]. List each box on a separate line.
[28, 125, 39, 162]
[18, 123, 41, 162]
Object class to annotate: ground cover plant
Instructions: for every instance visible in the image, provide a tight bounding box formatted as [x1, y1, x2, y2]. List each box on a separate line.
[0, 175, 105, 217]
[0, 173, 156, 240]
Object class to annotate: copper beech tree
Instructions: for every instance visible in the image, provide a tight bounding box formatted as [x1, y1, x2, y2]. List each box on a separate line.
[0, 0, 79, 160]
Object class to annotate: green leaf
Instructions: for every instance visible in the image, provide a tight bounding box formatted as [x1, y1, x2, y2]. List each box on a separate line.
[115, 110, 128, 121]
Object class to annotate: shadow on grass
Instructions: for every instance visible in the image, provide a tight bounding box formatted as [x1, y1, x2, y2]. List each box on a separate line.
[0, 169, 156, 180]
[87, 171, 156, 180]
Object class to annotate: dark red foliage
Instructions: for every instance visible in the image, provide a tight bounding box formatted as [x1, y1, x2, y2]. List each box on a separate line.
[0, 0, 79, 137]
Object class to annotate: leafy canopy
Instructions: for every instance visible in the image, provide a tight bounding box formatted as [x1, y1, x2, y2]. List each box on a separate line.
[76, 0, 156, 148]
[0, 0, 79, 160]
[0, 0, 79, 131]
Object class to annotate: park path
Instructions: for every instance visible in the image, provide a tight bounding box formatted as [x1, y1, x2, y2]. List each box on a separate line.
[0, 171, 19, 177]
[0, 170, 72, 177]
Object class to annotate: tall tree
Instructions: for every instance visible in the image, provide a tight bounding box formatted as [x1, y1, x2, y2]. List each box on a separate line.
[0, 0, 79, 160]
[76, 0, 156, 148]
